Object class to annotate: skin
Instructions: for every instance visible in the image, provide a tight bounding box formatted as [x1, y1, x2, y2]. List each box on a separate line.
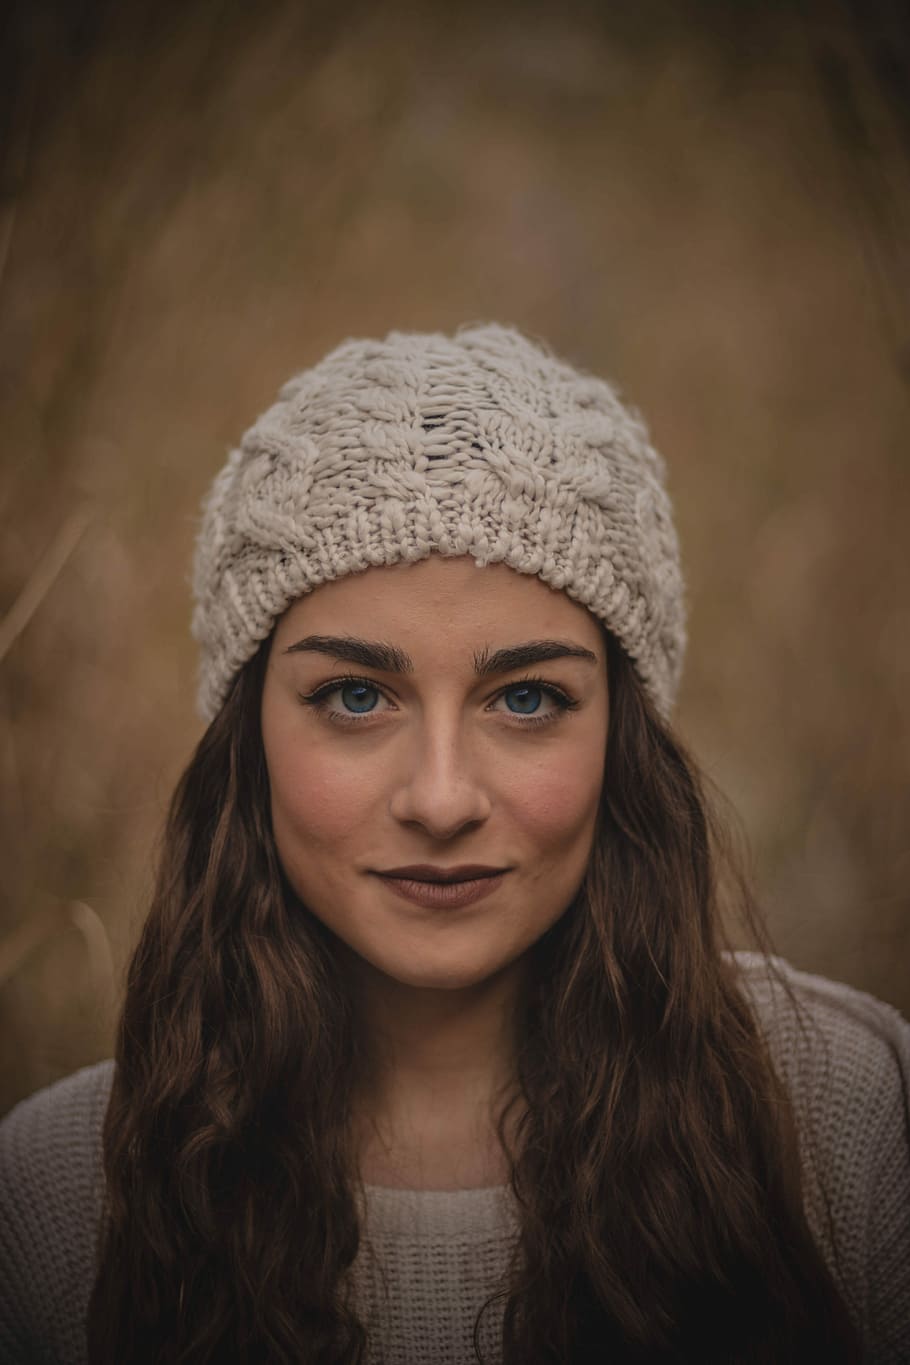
[261, 553, 609, 1187]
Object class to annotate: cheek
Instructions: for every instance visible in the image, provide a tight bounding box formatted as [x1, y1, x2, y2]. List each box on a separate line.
[499, 741, 605, 846]
[268, 744, 381, 850]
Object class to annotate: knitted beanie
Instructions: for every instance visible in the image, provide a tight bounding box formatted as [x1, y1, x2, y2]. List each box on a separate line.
[191, 323, 686, 722]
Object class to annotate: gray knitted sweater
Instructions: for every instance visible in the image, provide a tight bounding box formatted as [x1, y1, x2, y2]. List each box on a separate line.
[1, 954, 908, 1364]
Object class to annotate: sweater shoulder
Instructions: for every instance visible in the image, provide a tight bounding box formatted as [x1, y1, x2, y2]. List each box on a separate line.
[0, 1059, 114, 1210]
[730, 951, 910, 1106]
[1, 1057, 114, 1149]
[730, 952, 910, 1361]
[728, 951, 910, 1194]
[0, 1059, 114, 1365]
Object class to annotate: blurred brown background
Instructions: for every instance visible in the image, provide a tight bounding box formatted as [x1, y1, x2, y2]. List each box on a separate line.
[1, 0, 908, 1113]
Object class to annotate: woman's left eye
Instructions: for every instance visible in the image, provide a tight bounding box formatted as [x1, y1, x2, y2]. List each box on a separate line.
[490, 681, 575, 725]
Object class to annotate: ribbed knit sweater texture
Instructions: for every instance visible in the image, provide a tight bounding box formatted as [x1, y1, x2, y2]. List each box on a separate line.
[1, 954, 908, 1364]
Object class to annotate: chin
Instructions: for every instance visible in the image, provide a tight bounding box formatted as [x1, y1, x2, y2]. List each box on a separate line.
[362, 946, 514, 993]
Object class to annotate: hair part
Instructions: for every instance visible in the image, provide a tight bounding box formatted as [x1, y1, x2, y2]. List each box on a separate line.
[88, 633, 860, 1364]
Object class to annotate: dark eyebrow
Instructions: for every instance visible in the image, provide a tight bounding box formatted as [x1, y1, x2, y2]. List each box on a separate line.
[473, 640, 599, 675]
[284, 635, 413, 673]
[284, 635, 599, 675]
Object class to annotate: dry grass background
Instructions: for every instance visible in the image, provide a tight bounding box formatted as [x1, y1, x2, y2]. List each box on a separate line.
[1, 0, 908, 1114]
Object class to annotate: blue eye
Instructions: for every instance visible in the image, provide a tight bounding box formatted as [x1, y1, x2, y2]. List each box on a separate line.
[493, 680, 575, 725]
[299, 678, 388, 724]
[504, 684, 544, 714]
[338, 682, 380, 713]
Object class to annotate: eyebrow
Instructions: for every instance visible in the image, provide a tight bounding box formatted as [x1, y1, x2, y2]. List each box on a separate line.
[283, 634, 599, 676]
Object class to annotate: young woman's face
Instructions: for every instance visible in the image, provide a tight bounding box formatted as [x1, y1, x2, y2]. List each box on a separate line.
[261, 555, 609, 993]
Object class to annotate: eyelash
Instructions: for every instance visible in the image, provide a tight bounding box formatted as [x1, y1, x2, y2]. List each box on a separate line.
[297, 674, 580, 730]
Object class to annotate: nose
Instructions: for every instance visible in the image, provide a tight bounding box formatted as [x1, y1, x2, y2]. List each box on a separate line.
[387, 713, 492, 838]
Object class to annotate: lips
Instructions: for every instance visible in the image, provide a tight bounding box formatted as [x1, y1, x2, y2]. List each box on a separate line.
[376, 864, 507, 884]
[374, 868, 508, 909]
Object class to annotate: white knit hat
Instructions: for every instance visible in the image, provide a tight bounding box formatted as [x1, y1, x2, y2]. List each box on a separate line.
[191, 324, 686, 722]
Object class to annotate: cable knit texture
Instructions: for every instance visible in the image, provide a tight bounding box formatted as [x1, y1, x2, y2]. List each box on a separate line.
[191, 324, 685, 722]
[1, 956, 908, 1364]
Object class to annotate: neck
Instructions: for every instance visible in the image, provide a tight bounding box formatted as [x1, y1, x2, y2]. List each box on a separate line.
[341, 949, 527, 1140]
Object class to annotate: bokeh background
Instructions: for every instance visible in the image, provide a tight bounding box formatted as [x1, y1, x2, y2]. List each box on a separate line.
[1, 0, 908, 1113]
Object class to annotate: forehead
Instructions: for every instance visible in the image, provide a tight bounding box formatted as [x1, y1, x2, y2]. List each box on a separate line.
[272, 554, 606, 656]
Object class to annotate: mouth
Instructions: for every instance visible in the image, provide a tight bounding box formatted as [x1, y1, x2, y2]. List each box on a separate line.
[375, 864, 508, 884]
[373, 867, 509, 909]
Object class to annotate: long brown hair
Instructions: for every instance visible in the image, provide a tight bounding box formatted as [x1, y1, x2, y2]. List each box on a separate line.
[88, 630, 860, 1363]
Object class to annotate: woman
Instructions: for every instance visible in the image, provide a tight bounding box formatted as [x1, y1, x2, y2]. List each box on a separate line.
[1, 324, 908, 1364]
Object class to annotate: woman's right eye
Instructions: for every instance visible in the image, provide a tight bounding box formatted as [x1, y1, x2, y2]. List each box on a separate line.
[297, 677, 393, 725]
[328, 681, 383, 714]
